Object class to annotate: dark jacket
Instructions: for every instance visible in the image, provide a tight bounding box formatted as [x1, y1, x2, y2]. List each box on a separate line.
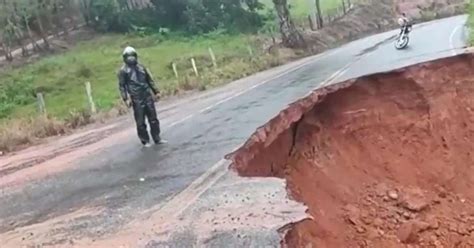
[118, 64, 159, 101]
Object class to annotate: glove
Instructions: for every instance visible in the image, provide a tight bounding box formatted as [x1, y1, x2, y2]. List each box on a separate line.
[124, 99, 132, 108]
[153, 92, 161, 102]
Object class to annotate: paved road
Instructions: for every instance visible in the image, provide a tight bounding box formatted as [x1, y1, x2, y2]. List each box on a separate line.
[0, 15, 468, 247]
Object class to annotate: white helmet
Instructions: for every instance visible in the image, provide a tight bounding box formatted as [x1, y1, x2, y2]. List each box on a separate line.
[123, 46, 137, 55]
[123, 46, 136, 56]
[122, 46, 138, 65]
[397, 18, 405, 26]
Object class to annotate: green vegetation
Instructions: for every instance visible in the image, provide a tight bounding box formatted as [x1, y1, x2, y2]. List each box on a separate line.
[295, 0, 346, 18]
[0, 31, 303, 152]
[1, 34, 282, 119]
[0, 0, 349, 152]
[261, 0, 346, 20]
[3, 0, 354, 121]
[84, 0, 265, 34]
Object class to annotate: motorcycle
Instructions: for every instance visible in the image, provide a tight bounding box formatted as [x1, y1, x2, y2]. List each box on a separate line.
[395, 24, 412, 50]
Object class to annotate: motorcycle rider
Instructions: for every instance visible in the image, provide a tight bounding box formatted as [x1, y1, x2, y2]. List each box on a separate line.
[398, 13, 412, 35]
[118, 46, 166, 147]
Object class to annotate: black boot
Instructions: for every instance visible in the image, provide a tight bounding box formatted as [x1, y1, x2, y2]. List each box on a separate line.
[154, 137, 168, 145]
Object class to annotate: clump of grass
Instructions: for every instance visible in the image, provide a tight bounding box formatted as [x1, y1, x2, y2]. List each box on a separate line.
[0, 116, 66, 152]
[0, 99, 133, 153]
[65, 109, 94, 129]
[76, 64, 94, 78]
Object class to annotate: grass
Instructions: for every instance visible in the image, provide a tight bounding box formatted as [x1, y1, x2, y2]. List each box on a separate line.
[0, 116, 67, 152]
[261, 0, 347, 19]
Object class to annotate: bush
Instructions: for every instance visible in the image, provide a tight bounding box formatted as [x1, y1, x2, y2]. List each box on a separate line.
[76, 64, 94, 78]
[0, 117, 66, 152]
[183, 0, 265, 34]
[84, 0, 129, 32]
[84, 0, 266, 34]
[66, 109, 93, 129]
[0, 76, 36, 118]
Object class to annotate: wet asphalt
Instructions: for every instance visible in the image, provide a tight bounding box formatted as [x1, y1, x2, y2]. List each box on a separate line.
[0, 15, 468, 246]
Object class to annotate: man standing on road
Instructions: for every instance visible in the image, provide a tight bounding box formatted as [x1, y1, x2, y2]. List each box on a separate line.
[118, 46, 166, 147]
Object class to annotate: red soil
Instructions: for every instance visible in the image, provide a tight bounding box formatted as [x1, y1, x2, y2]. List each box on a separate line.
[229, 53, 474, 247]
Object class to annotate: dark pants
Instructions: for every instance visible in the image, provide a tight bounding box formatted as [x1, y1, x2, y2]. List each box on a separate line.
[131, 96, 161, 144]
[399, 24, 412, 35]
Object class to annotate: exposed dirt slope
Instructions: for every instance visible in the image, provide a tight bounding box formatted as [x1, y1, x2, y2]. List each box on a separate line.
[304, 0, 396, 53]
[396, 0, 467, 20]
[229, 53, 474, 247]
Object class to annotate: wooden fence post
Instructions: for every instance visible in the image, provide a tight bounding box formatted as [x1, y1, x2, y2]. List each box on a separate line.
[307, 0, 317, 30]
[172, 62, 179, 78]
[191, 58, 199, 77]
[308, 15, 316, 31]
[85, 82, 97, 114]
[247, 45, 254, 57]
[269, 26, 277, 44]
[208, 47, 217, 68]
[36, 92, 46, 116]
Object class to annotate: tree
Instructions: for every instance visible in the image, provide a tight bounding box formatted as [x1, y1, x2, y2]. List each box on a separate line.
[0, 0, 269, 62]
[0, 18, 15, 61]
[79, 0, 92, 25]
[5, 1, 30, 57]
[51, 0, 69, 36]
[15, 0, 42, 52]
[33, 0, 51, 49]
[79, 0, 132, 32]
[315, 0, 323, 28]
[0, 0, 86, 61]
[10, 17, 29, 57]
[77, 0, 265, 34]
[149, 0, 264, 34]
[272, 0, 305, 48]
[0, 1, 26, 59]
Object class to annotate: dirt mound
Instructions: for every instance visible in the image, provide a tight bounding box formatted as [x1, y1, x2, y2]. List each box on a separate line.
[228, 53, 474, 247]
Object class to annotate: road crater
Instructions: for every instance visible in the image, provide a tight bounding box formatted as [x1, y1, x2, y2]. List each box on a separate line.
[228, 53, 474, 247]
